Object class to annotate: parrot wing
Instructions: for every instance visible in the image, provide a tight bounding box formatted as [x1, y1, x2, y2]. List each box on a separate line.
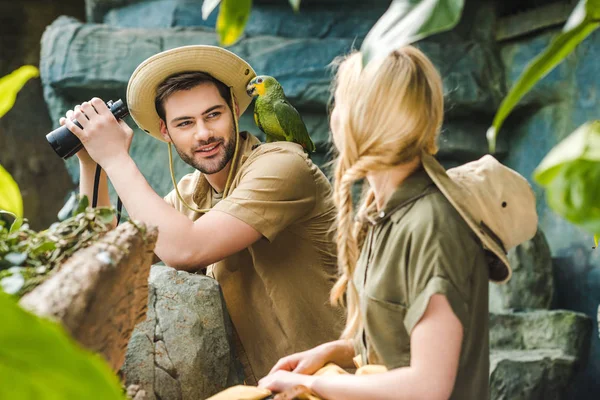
[273, 99, 316, 152]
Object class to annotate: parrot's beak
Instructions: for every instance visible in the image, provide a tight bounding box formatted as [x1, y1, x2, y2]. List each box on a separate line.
[246, 82, 256, 97]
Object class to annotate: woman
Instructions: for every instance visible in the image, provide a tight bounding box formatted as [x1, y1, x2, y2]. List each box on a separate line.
[258, 46, 492, 400]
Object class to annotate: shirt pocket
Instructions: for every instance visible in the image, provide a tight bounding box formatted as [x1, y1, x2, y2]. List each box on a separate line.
[363, 293, 411, 368]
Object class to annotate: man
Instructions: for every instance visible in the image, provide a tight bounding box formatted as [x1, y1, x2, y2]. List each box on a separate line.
[61, 45, 343, 383]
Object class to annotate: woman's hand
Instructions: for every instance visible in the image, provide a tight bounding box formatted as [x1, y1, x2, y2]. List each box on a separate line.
[258, 370, 316, 394]
[269, 340, 354, 376]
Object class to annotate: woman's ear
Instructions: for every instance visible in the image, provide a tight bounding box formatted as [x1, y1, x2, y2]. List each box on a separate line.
[159, 120, 171, 142]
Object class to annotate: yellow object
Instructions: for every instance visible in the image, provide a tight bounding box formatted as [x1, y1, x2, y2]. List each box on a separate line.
[0, 65, 39, 119]
[205, 385, 271, 400]
[594, 234, 599, 249]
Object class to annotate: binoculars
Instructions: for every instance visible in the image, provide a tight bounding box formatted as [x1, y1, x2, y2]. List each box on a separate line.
[46, 99, 129, 159]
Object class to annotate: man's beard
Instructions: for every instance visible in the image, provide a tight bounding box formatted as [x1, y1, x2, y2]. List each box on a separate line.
[171, 129, 236, 175]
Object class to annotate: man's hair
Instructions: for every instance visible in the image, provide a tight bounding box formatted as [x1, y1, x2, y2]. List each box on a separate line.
[155, 71, 232, 121]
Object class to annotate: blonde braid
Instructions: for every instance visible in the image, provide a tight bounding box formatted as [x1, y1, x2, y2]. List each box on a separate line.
[331, 155, 381, 339]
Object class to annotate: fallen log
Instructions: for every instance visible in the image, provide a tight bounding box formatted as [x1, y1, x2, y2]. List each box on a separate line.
[19, 221, 157, 371]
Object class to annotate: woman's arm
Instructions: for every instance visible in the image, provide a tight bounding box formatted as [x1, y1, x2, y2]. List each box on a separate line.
[260, 294, 463, 400]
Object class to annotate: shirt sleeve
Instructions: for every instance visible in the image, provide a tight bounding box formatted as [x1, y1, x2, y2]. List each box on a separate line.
[402, 210, 479, 335]
[212, 150, 317, 241]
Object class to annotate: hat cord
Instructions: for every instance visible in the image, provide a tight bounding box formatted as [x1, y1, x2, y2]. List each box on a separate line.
[168, 89, 241, 214]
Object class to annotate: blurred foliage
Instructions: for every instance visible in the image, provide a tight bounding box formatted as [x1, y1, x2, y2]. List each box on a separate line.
[487, 0, 600, 152]
[0, 290, 125, 399]
[534, 121, 600, 238]
[0, 65, 39, 218]
[361, 0, 464, 66]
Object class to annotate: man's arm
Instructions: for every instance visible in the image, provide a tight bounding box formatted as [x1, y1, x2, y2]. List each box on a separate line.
[105, 155, 262, 271]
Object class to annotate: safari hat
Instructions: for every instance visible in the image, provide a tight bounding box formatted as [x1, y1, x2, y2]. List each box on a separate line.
[421, 151, 538, 283]
[126, 45, 256, 141]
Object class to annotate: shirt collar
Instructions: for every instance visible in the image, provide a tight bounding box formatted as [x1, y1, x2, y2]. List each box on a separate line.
[363, 166, 434, 225]
[192, 131, 261, 205]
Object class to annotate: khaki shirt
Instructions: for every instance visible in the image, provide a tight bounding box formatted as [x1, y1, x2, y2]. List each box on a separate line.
[353, 167, 489, 400]
[164, 132, 343, 382]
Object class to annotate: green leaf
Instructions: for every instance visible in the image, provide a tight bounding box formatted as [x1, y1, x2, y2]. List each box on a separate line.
[0, 163, 23, 218]
[9, 217, 23, 234]
[0, 291, 125, 399]
[594, 234, 598, 249]
[32, 241, 57, 255]
[74, 195, 90, 217]
[487, 0, 600, 152]
[361, 0, 464, 67]
[289, 0, 301, 13]
[534, 121, 600, 184]
[216, 0, 252, 46]
[97, 208, 116, 224]
[0, 65, 39, 118]
[534, 121, 600, 235]
[202, 0, 222, 20]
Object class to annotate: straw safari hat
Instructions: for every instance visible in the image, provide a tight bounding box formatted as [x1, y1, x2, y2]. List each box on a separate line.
[422, 151, 538, 283]
[126, 45, 256, 141]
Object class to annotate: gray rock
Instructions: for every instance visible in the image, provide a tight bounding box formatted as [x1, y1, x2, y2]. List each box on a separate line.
[121, 265, 244, 400]
[85, 0, 391, 23]
[489, 229, 554, 312]
[490, 349, 578, 400]
[104, 1, 387, 40]
[489, 310, 592, 359]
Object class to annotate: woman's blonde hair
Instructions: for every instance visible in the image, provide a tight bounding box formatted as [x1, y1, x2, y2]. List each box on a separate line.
[330, 46, 444, 339]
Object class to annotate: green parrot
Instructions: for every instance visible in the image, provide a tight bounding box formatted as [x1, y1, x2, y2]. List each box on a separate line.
[246, 75, 316, 152]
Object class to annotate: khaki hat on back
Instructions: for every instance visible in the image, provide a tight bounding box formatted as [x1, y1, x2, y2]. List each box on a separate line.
[126, 45, 256, 141]
[421, 151, 538, 283]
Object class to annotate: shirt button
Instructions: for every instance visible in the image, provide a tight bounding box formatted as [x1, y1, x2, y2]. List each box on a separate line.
[379, 211, 385, 218]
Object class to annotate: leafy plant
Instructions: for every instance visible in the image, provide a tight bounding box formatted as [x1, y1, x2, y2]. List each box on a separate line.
[487, 0, 600, 152]
[0, 65, 39, 218]
[0, 290, 125, 399]
[0, 65, 39, 119]
[0, 195, 115, 297]
[361, 0, 464, 66]
[534, 121, 600, 238]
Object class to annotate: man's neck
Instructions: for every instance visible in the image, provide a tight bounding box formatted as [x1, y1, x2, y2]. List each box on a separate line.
[205, 160, 232, 194]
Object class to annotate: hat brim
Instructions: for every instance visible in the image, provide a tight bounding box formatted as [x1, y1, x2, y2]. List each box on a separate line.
[126, 45, 256, 141]
[421, 152, 511, 283]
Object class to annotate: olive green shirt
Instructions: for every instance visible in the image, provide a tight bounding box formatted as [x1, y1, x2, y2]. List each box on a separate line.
[353, 167, 490, 400]
[164, 132, 343, 383]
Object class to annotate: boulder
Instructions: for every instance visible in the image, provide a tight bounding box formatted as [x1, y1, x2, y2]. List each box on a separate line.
[120, 265, 244, 400]
[489, 229, 554, 312]
[490, 349, 578, 400]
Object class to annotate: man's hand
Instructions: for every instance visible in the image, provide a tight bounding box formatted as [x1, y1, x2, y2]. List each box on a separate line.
[64, 98, 134, 168]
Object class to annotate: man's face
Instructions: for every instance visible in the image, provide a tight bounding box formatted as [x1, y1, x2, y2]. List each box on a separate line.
[159, 82, 236, 174]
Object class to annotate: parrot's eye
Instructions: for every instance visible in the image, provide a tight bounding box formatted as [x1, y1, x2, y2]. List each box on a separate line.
[257, 78, 263, 84]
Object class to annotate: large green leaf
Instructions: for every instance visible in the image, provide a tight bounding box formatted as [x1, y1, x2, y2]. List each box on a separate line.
[487, 0, 600, 152]
[216, 0, 252, 46]
[0, 291, 125, 399]
[534, 121, 600, 235]
[0, 65, 39, 119]
[361, 0, 464, 67]
[0, 163, 23, 218]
